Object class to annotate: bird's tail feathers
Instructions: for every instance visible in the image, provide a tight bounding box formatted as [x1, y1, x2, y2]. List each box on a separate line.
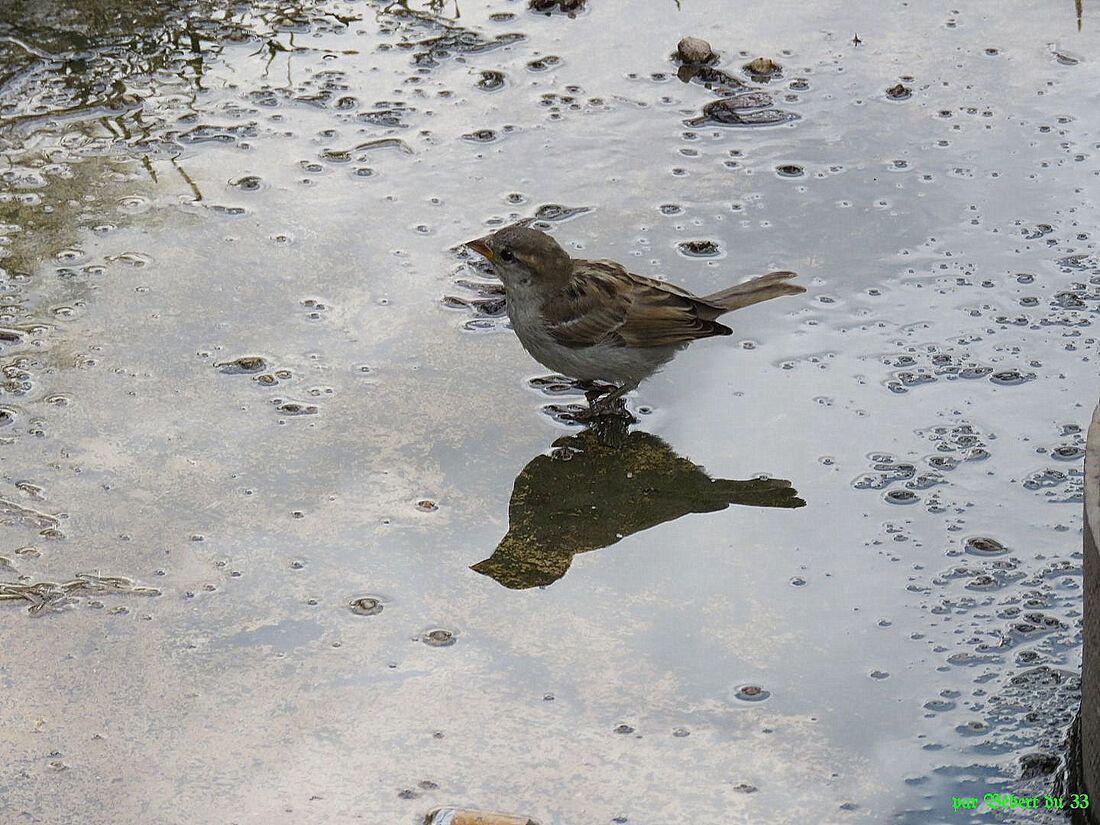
[702, 270, 805, 313]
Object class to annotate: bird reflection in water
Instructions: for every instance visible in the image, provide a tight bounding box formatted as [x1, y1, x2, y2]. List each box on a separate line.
[472, 415, 806, 589]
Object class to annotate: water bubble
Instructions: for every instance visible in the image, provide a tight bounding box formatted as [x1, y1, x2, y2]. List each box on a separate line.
[885, 489, 919, 505]
[349, 596, 383, 616]
[462, 129, 497, 143]
[965, 537, 1007, 556]
[421, 628, 456, 647]
[989, 369, 1034, 386]
[734, 684, 770, 702]
[527, 55, 562, 72]
[1051, 445, 1084, 461]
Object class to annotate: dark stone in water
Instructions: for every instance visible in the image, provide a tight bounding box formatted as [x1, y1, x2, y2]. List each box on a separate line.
[530, 0, 586, 13]
[676, 36, 716, 66]
[743, 57, 782, 81]
[678, 240, 721, 257]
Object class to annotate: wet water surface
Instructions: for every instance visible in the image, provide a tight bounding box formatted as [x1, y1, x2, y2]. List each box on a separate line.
[0, 0, 1097, 822]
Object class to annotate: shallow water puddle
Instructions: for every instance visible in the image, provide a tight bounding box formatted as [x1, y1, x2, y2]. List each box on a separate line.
[0, 0, 1096, 822]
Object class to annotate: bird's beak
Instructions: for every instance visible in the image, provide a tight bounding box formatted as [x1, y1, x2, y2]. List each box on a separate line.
[465, 237, 495, 263]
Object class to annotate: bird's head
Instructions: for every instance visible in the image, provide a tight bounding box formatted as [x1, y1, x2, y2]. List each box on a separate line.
[465, 225, 572, 289]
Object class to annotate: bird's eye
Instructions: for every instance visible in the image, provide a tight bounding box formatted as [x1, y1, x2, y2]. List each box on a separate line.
[499, 248, 515, 263]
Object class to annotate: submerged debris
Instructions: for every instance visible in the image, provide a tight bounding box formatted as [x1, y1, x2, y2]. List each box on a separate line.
[425, 808, 540, 825]
[354, 137, 414, 155]
[0, 496, 60, 530]
[533, 203, 591, 222]
[677, 63, 749, 93]
[0, 573, 160, 615]
[216, 356, 268, 374]
[684, 96, 798, 128]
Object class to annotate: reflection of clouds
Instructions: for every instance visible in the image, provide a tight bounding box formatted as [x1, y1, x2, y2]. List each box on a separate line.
[473, 417, 806, 589]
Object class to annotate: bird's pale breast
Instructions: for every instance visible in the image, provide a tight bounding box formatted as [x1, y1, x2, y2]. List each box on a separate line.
[503, 280, 677, 385]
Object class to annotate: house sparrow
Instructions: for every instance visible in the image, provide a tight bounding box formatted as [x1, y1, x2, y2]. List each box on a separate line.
[465, 225, 805, 407]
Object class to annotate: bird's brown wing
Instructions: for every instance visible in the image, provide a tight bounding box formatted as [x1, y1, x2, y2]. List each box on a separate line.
[542, 260, 731, 349]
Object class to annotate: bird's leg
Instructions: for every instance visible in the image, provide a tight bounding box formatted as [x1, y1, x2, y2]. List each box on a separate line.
[598, 381, 637, 408]
[587, 382, 638, 420]
[579, 380, 616, 407]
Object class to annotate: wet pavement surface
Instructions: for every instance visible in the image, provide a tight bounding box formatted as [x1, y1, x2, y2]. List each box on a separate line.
[0, 0, 1097, 822]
